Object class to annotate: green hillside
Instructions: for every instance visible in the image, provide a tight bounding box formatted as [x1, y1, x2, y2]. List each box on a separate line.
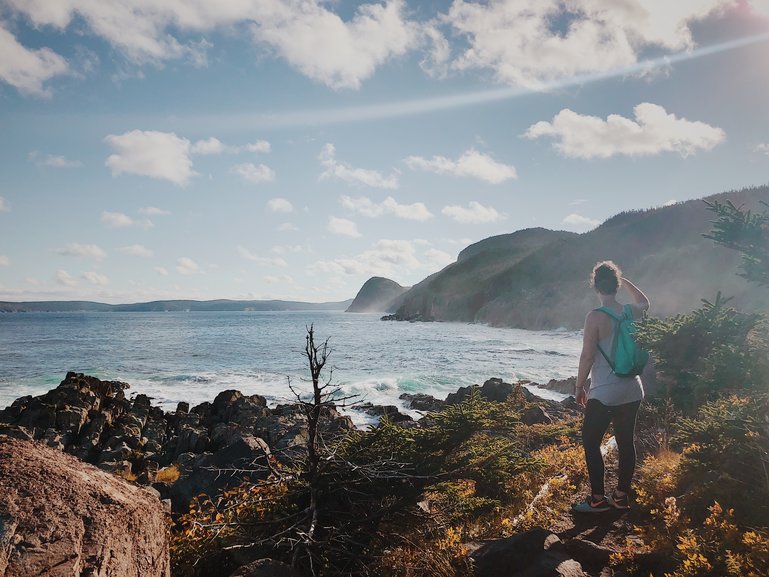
[392, 185, 769, 329]
[346, 277, 409, 312]
[390, 228, 577, 322]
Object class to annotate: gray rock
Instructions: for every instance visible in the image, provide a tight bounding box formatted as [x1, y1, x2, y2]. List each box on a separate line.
[175, 427, 209, 457]
[537, 377, 579, 396]
[564, 539, 615, 568]
[98, 442, 133, 464]
[98, 460, 133, 477]
[470, 529, 586, 577]
[399, 393, 445, 412]
[521, 406, 554, 426]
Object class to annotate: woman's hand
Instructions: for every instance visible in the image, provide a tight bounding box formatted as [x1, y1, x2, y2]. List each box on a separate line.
[576, 386, 587, 407]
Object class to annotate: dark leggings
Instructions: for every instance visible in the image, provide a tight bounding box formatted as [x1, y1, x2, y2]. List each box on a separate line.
[582, 398, 641, 495]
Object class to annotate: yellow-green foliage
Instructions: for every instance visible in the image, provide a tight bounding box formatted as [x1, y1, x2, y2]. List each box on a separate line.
[156, 463, 181, 484]
[171, 481, 295, 577]
[615, 395, 769, 577]
[376, 526, 473, 577]
[508, 441, 586, 533]
[667, 503, 769, 577]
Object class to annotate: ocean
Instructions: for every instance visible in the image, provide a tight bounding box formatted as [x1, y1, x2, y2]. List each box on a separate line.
[0, 311, 581, 425]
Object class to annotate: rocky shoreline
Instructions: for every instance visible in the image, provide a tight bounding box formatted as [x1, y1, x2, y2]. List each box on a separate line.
[0, 372, 579, 504]
[0, 372, 584, 577]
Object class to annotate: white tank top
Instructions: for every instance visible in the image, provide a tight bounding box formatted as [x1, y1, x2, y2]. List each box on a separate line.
[588, 321, 644, 406]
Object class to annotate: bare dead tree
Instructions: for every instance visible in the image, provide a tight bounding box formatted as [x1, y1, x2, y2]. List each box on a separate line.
[176, 325, 442, 577]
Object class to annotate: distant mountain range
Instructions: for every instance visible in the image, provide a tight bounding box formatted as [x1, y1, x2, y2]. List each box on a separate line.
[358, 185, 769, 330]
[0, 298, 353, 313]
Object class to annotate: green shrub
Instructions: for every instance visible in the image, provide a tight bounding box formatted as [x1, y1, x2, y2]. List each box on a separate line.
[635, 293, 767, 410]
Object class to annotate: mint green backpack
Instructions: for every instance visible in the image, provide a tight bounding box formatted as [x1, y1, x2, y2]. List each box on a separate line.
[595, 304, 649, 377]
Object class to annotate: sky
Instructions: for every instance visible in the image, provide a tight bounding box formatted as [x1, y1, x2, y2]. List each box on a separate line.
[1, 0, 769, 304]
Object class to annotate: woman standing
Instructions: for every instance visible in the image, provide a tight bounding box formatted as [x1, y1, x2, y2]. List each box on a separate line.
[572, 261, 650, 513]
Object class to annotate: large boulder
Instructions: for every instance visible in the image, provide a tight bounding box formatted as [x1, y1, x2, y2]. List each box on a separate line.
[0, 436, 170, 577]
[470, 529, 586, 577]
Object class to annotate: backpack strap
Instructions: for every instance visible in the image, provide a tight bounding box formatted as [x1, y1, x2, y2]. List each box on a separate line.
[593, 306, 623, 371]
[594, 305, 624, 321]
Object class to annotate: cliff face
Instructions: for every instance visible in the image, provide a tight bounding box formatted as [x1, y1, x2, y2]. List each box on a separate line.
[392, 186, 769, 329]
[0, 436, 170, 577]
[346, 277, 409, 313]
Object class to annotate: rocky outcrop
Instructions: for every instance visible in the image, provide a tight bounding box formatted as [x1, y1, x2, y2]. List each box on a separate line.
[0, 436, 170, 577]
[399, 393, 445, 412]
[346, 277, 409, 313]
[0, 373, 355, 512]
[445, 378, 536, 405]
[536, 377, 580, 396]
[351, 402, 414, 423]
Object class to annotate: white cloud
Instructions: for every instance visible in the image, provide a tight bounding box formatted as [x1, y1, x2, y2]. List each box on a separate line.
[82, 271, 109, 286]
[252, 0, 419, 90]
[445, 1, 732, 88]
[0, 197, 8, 212]
[419, 23, 451, 79]
[442, 201, 503, 224]
[232, 162, 276, 183]
[524, 103, 726, 158]
[5, 1, 419, 89]
[0, 256, 10, 267]
[120, 244, 154, 258]
[105, 130, 197, 185]
[43, 154, 82, 168]
[663, 199, 678, 207]
[277, 223, 299, 232]
[101, 211, 134, 227]
[308, 239, 422, 277]
[424, 248, 454, 269]
[139, 206, 170, 216]
[319, 144, 398, 189]
[265, 274, 295, 285]
[237, 246, 288, 267]
[191, 138, 272, 155]
[267, 198, 293, 213]
[191, 137, 226, 155]
[340, 195, 433, 221]
[176, 257, 200, 275]
[404, 149, 517, 183]
[56, 270, 77, 287]
[271, 245, 303, 255]
[154, 266, 169, 276]
[244, 140, 271, 154]
[0, 23, 69, 97]
[562, 213, 600, 231]
[755, 143, 769, 155]
[55, 243, 107, 259]
[328, 216, 362, 237]
[749, 1, 769, 18]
